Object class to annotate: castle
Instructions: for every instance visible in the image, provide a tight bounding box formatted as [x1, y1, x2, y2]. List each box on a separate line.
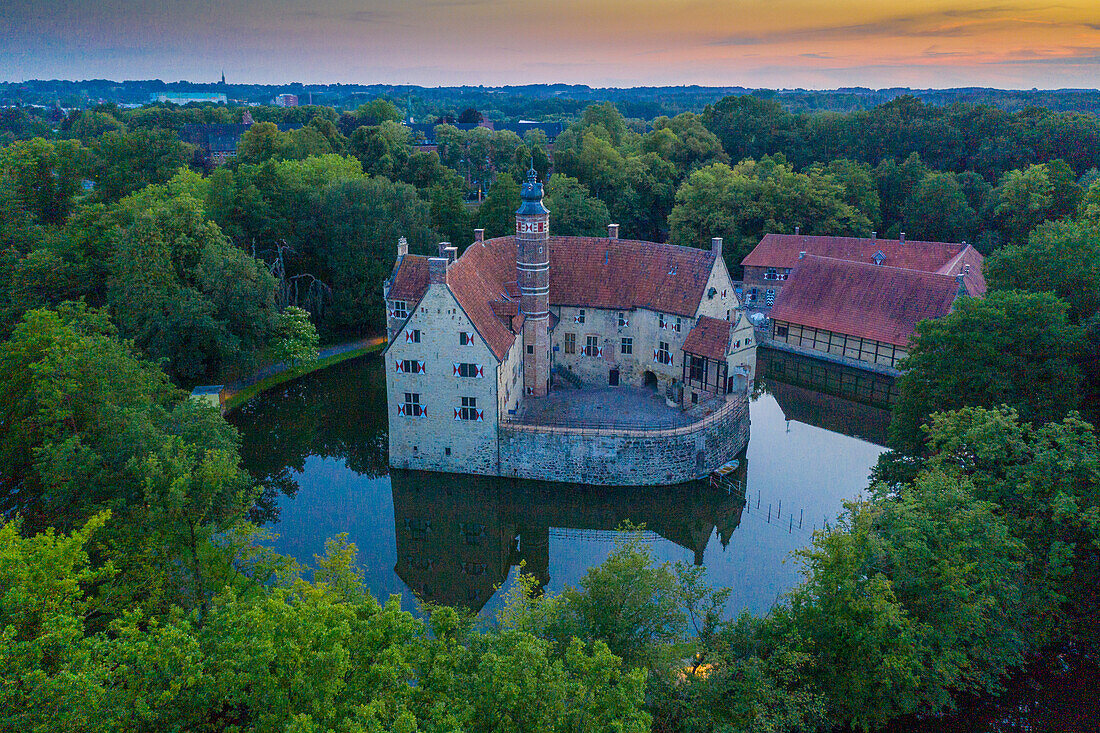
[383, 169, 755, 485]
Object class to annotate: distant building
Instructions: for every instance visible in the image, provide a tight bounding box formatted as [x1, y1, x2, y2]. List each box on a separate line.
[150, 92, 227, 105]
[740, 231, 984, 308]
[274, 93, 299, 107]
[179, 122, 303, 166]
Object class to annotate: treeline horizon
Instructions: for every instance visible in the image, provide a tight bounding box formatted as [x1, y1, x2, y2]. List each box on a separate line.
[6, 79, 1100, 116]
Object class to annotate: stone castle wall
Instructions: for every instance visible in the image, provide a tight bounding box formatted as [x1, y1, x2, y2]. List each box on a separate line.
[498, 394, 750, 485]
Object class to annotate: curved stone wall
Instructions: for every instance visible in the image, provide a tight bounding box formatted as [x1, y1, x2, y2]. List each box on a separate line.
[498, 394, 750, 485]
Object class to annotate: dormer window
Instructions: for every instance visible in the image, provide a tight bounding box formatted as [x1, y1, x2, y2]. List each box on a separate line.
[392, 300, 408, 318]
[873, 250, 886, 266]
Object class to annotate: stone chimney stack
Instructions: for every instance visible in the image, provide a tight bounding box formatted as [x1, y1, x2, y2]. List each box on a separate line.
[900, 232, 906, 242]
[428, 257, 448, 285]
[437, 242, 457, 263]
[474, 228, 485, 243]
[871, 231, 877, 241]
[794, 226, 800, 235]
[397, 236, 408, 258]
[711, 237, 723, 259]
[608, 223, 619, 239]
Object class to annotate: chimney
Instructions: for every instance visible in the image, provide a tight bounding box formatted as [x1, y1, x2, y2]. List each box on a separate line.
[474, 228, 485, 243]
[899, 232, 906, 242]
[397, 236, 408, 258]
[794, 226, 800, 235]
[871, 231, 877, 241]
[798, 251, 807, 260]
[438, 241, 450, 257]
[711, 237, 723, 259]
[608, 223, 619, 239]
[443, 245, 458, 263]
[428, 257, 448, 285]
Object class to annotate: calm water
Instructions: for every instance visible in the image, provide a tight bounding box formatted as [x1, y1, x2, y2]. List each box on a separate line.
[229, 347, 889, 617]
[228, 348, 1099, 730]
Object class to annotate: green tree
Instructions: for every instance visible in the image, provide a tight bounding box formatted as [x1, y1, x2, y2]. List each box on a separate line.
[108, 193, 278, 381]
[268, 306, 319, 366]
[985, 219, 1100, 323]
[0, 137, 88, 225]
[986, 164, 1054, 245]
[90, 129, 194, 202]
[356, 98, 403, 125]
[235, 121, 279, 164]
[477, 172, 520, 238]
[67, 110, 124, 141]
[544, 174, 610, 237]
[902, 172, 977, 242]
[889, 291, 1083, 453]
[347, 121, 411, 179]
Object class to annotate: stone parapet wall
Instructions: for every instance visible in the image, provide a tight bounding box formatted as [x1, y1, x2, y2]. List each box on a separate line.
[498, 394, 750, 485]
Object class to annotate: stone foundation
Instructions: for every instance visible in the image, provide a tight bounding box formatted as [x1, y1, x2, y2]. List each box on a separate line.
[498, 394, 750, 485]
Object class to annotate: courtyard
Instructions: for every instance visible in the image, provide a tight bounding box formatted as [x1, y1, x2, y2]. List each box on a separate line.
[513, 386, 699, 430]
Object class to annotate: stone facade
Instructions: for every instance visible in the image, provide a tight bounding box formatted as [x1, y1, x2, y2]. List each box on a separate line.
[499, 395, 750, 485]
[383, 172, 755, 485]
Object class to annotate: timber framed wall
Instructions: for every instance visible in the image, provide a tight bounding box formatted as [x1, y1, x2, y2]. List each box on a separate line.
[769, 319, 908, 369]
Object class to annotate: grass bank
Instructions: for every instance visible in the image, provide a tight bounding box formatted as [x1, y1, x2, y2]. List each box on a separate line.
[223, 339, 386, 413]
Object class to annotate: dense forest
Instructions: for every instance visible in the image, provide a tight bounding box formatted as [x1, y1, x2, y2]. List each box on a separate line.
[1, 89, 1099, 730]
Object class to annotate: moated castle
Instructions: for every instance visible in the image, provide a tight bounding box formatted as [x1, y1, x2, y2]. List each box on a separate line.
[383, 170, 755, 485]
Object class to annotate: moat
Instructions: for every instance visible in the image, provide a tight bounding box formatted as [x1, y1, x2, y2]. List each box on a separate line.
[229, 347, 889, 617]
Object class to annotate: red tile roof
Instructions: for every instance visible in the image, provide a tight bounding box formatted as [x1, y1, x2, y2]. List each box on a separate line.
[769, 256, 961, 347]
[744, 234, 985, 295]
[546, 237, 716, 316]
[386, 236, 719, 360]
[682, 316, 734, 360]
[387, 255, 430, 301]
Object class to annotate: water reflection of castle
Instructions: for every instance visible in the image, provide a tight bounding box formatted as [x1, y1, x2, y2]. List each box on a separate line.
[757, 348, 895, 445]
[390, 462, 747, 611]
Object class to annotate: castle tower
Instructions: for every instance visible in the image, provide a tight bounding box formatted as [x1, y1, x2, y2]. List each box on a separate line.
[516, 168, 551, 396]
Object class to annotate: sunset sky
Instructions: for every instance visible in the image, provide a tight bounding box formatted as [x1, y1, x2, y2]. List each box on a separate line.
[4, 0, 1100, 88]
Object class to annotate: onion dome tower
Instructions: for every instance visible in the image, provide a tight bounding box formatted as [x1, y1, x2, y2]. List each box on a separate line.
[516, 167, 551, 396]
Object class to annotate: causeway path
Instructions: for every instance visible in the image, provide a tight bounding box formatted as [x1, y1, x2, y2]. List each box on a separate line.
[221, 334, 386, 404]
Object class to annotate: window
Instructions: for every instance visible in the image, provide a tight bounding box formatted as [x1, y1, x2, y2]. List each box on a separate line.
[726, 309, 731, 321]
[454, 363, 484, 378]
[459, 331, 474, 346]
[617, 312, 628, 327]
[392, 300, 408, 318]
[398, 359, 425, 374]
[620, 337, 633, 355]
[402, 392, 424, 417]
[674, 317, 682, 333]
[526, 344, 534, 354]
[585, 335, 600, 357]
[457, 396, 481, 421]
[688, 355, 705, 381]
[775, 324, 788, 338]
[658, 313, 667, 329]
[655, 341, 672, 365]
[404, 329, 421, 343]
[574, 309, 586, 324]
[564, 333, 576, 354]
[745, 336, 752, 345]
[445, 447, 451, 456]
[764, 268, 790, 281]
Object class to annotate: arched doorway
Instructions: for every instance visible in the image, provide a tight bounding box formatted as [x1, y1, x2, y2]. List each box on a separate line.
[643, 371, 658, 391]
